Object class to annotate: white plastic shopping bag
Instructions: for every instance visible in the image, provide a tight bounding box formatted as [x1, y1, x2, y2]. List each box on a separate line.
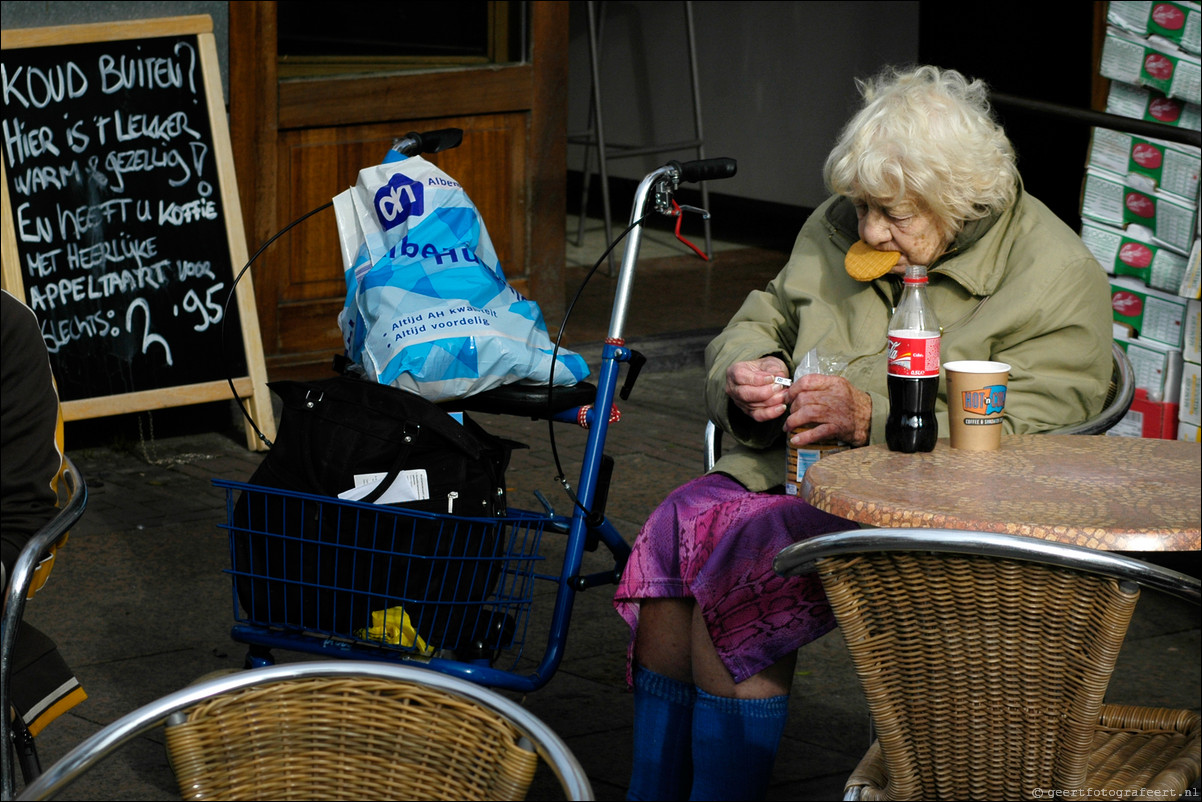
[336, 151, 588, 402]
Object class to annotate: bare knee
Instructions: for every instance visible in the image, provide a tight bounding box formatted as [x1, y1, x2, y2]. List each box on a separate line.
[634, 598, 694, 683]
[691, 604, 797, 699]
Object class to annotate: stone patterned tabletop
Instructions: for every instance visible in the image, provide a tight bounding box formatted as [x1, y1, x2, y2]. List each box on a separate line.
[801, 434, 1201, 551]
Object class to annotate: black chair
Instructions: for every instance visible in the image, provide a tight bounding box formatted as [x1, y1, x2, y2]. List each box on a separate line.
[2, 457, 88, 798]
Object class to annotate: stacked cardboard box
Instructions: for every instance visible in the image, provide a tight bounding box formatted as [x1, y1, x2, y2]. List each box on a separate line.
[1179, 244, 1201, 440]
[1084, 2, 1202, 439]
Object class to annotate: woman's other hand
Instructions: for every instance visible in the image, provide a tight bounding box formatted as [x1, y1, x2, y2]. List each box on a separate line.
[784, 374, 872, 447]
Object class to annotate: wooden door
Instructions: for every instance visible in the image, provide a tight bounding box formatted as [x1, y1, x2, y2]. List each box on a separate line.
[228, 1, 566, 380]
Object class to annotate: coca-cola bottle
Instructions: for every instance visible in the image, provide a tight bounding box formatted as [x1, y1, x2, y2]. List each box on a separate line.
[886, 264, 940, 452]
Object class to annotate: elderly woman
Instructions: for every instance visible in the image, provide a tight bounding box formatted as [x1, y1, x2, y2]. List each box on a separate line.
[614, 65, 1112, 801]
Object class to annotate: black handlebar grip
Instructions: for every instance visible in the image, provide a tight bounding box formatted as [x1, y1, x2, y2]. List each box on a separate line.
[415, 128, 464, 154]
[672, 158, 737, 183]
[393, 128, 465, 157]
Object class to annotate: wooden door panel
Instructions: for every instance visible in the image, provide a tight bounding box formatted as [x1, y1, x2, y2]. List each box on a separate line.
[277, 65, 535, 129]
[229, 1, 565, 379]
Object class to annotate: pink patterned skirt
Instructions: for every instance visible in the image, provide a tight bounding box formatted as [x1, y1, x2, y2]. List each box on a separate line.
[613, 472, 852, 685]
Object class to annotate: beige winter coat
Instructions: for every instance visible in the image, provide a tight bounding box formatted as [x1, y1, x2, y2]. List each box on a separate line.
[705, 188, 1113, 492]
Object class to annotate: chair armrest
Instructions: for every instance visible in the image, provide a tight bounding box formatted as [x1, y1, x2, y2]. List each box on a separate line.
[844, 739, 887, 800]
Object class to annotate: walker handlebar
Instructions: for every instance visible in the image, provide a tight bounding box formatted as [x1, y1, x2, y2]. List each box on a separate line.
[391, 128, 465, 157]
[670, 158, 737, 183]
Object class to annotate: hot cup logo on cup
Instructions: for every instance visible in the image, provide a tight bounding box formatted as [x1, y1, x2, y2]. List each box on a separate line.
[944, 360, 1010, 451]
[961, 385, 1007, 420]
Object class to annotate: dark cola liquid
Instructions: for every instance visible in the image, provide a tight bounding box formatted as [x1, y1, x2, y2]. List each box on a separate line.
[886, 375, 939, 452]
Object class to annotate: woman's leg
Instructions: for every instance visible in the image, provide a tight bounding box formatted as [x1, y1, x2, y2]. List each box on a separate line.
[634, 598, 694, 681]
[689, 604, 794, 802]
[628, 599, 697, 801]
[629, 600, 795, 802]
[618, 475, 843, 799]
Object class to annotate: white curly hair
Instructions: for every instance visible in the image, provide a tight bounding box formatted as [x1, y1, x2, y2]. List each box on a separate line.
[823, 65, 1019, 235]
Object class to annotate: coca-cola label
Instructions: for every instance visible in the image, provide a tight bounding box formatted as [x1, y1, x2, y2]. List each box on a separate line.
[1143, 53, 1175, 82]
[1118, 241, 1154, 268]
[887, 333, 940, 377]
[1151, 3, 1186, 33]
[1147, 96, 1182, 123]
[1124, 191, 1156, 219]
[1131, 142, 1163, 170]
[1112, 290, 1144, 317]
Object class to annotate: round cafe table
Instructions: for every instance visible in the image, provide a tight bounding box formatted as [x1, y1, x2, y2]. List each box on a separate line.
[800, 434, 1201, 552]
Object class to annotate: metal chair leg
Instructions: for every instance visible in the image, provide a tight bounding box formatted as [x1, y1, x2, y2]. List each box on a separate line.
[572, 1, 711, 273]
[682, 0, 713, 258]
[14, 718, 41, 783]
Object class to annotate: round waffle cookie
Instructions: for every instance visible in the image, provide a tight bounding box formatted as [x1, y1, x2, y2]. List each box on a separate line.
[844, 240, 900, 281]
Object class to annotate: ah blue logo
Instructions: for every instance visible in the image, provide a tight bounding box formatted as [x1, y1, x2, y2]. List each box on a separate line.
[375, 173, 424, 230]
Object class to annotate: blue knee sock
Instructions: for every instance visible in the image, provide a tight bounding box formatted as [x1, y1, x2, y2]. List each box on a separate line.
[689, 688, 790, 802]
[627, 667, 696, 801]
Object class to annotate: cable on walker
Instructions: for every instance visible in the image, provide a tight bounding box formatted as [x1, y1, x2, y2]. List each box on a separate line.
[544, 160, 728, 519]
[546, 212, 648, 514]
[214, 138, 736, 692]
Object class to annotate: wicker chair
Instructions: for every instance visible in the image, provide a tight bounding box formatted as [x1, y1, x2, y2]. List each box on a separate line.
[774, 528, 1201, 801]
[2, 456, 88, 799]
[17, 661, 592, 801]
[703, 342, 1136, 471]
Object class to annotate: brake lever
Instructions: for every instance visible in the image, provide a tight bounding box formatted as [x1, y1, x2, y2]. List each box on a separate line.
[620, 350, 647, 400]
[670, 200, 709, 261]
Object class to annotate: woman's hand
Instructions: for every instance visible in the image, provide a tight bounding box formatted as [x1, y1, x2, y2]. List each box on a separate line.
[784, 373, 872, 447]
[725, 357, 790, 423]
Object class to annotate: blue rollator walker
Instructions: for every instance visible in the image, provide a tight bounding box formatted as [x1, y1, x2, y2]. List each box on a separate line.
[216, 131, 737, 692]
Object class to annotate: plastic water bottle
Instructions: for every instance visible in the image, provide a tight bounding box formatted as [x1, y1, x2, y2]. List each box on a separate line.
[886, 264, 940, 452]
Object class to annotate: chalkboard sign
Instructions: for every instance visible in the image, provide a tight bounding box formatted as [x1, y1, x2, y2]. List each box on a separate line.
[1, 16, 274, 450]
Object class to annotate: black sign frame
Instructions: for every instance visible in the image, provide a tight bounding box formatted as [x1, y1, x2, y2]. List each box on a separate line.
[1, 15, 274, 450]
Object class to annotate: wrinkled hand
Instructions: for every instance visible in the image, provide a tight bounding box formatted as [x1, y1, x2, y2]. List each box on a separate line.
[725, 357, 790, 423]
[784, 373, 872, 447]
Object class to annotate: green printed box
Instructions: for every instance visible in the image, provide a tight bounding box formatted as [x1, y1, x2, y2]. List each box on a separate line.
[1108, 1, 1202, 55]
[1116, 333, 1185, 402]
[1111, 277, 1190, 349]
[1106, 80, 1201, 129]
[1080, 219, 1189, 292]
[1100, 26, 1201, 102]
[1087, 127, 1201, 199]
[1082, 167, 1197, 253]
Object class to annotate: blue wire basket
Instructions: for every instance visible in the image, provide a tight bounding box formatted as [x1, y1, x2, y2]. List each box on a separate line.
[215, 479, 548, 670]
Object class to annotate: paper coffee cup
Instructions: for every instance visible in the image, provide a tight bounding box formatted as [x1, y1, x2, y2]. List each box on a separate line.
[944, 361, 1010, 451]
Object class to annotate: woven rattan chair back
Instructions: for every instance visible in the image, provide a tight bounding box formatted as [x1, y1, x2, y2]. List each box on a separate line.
[18, 661, 593, 801]
[818, 550, 1138, 799]
[775, 528, 1202, 801]
[164, 675, 538, 800]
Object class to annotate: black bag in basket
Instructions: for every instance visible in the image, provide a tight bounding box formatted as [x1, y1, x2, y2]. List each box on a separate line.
[231, 375, 517, 652]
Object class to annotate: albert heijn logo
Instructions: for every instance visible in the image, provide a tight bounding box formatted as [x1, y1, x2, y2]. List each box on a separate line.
[961, 384, 1007, 416]
[375, 172, 424, 230]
